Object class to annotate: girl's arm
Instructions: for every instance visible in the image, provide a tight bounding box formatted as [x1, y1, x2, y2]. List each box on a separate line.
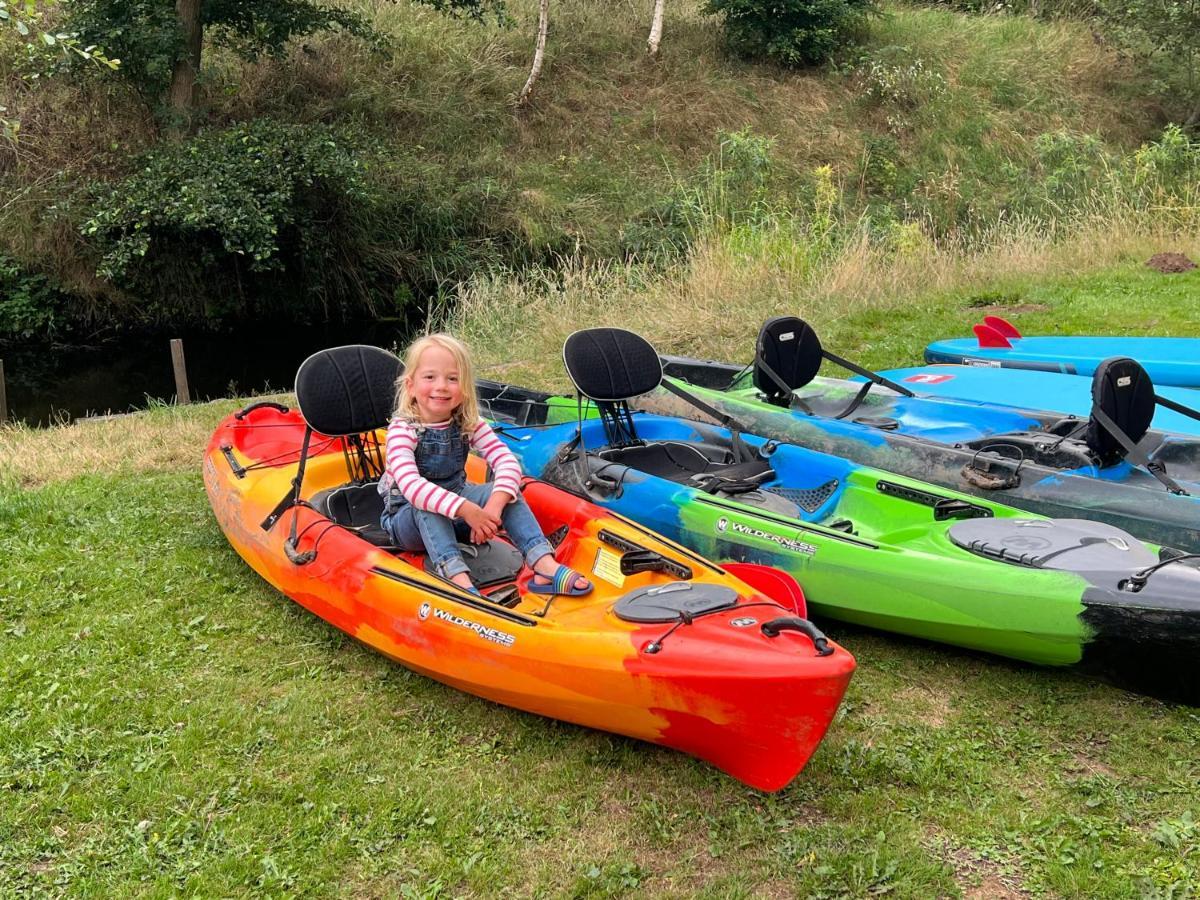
[470, 420, 522, 502]
[384, 420, 467, 518]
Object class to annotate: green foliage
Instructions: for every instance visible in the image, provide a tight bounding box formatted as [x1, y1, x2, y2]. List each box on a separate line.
[77, 119, 530, 325]
[83, 119, 368, 280]
[66, 0, 377, 99]
[0, 255, 66, 341]
[1096, 0, 1200, 123]
[855, 45, 948, 133]
[621, 129, 776, 260]
[701, 0, 877, 66]
[80, 120, 372, 322]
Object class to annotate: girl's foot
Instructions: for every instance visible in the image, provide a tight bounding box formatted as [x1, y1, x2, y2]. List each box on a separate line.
[531, 556, 592, 595]
[449, 572, 479, 594]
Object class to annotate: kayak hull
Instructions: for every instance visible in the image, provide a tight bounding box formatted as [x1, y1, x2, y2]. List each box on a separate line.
[879, 365, 1200, 437]
[204, 406, 855, 790]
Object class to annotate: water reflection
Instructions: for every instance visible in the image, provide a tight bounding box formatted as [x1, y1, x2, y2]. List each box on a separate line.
[1, 320, 410, 426]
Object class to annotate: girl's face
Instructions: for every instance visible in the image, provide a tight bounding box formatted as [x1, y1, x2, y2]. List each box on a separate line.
[407, 344, 464, 422]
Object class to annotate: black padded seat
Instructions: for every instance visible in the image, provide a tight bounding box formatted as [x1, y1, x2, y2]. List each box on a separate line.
[296, 345, 402, 436]
[563, 328, 663, 401]
[598, 441, 722, 481]
[308, 483, 392, 547]
[1087, 357, 1156, 466]
[422, 540, 524, 587]
[754, 316, 824, 402]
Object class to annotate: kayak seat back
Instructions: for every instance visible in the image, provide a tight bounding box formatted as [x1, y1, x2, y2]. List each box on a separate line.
[1087, 357, 1156, 466]
[564, 327, 664, 447]
[754, 316, 823, 403]
[296, 344, 401, 437]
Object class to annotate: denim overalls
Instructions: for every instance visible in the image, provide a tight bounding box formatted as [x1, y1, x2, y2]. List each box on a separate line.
[379, 420, 553, 580]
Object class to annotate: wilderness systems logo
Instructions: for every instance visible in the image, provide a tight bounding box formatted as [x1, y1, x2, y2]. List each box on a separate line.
[715, 516, 817, 556]
[425, 606, 516, 647]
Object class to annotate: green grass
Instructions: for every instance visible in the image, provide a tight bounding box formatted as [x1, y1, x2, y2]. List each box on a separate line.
[2, 366, 1199, 896]
[825, 263, 1200, 371]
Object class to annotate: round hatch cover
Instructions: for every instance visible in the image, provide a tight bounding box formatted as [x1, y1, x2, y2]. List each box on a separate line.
[614, 582, 739, 623]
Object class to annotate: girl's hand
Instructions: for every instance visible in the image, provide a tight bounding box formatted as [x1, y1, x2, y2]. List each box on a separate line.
[461, 501, 502, 544]
[483, 492, 510, 521]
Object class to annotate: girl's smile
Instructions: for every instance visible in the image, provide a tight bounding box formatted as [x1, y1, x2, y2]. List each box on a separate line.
[407, 345, 464, 422]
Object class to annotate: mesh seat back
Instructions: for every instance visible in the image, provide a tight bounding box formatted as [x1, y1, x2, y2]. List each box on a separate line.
[1087, 357, 1155, 465]
[295, 345, 402, 436]
[753, 316, 824, 401]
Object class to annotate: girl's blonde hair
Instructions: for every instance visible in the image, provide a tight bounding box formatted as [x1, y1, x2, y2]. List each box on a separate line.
[393, 332, 479, 429]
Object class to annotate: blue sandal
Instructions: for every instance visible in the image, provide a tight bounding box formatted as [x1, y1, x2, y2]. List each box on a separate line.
[528, 564, 593, 597]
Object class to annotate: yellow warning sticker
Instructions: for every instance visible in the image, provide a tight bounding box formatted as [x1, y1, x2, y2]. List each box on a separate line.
[593, 548, 626, 588]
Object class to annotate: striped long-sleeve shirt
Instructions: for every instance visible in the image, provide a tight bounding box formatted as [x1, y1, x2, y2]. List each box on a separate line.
[379, 417, 522, 519]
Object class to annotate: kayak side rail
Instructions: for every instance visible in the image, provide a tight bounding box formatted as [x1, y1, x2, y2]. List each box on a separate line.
[369, 565, 540, 627]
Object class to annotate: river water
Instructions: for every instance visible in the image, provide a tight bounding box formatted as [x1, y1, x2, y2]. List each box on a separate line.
[1, 320, 410, 426]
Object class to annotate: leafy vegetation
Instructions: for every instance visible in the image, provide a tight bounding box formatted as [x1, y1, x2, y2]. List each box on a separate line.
[703, 0, 878, 66]
[0, 254, 67, 340]
[0, 0, 1189, 341]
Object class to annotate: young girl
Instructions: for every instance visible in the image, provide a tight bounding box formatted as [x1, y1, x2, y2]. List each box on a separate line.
[379, 333, 592, 597]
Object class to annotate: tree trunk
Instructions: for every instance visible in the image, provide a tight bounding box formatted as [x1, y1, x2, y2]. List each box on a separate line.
[518, 0, 550, 107]
[647, 0, 665, 57]
[166, 0, 203, 137]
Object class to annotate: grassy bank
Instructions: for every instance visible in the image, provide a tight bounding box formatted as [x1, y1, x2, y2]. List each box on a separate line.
[0, 0, 1180, 332]
[2, 329, 1199, 897]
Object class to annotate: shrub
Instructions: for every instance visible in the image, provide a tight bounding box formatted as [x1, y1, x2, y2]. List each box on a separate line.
[702, 0, 878, 67]
[81, 119, 372, 322]
[0, 256, 67, 342]
[78, 119, 534, 327]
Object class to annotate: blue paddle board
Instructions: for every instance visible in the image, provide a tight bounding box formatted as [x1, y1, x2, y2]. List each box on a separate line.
[924, 333, 1200, 387]
[879, 365, 1200, 437]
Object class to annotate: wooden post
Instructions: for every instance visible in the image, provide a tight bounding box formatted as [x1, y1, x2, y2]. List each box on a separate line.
[0, 358, 7, 423]
[170, 339, 191, 405]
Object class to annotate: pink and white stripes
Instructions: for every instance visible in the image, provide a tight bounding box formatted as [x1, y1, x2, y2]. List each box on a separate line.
[381, 418, 522, 518]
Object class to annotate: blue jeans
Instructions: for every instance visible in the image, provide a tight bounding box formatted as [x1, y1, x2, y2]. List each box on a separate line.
[381, 482, 555, 579]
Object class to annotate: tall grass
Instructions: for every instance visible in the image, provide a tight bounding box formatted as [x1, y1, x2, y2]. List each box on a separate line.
[453, 151, 1200, 386]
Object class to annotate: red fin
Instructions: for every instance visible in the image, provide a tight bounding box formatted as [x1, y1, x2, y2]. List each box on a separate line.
[722, 563, 807, 618]
[983, 315, 1021, 339]
[973, 323, 1012, 348]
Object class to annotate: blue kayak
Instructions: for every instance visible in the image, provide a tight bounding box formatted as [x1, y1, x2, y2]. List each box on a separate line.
[876, 365, 1200, 437]
[925, 316, 1200, 387]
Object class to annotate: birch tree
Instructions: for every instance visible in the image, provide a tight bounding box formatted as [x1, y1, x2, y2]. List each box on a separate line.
[518, 0, 550, 106]
[647, 0, 665, 56]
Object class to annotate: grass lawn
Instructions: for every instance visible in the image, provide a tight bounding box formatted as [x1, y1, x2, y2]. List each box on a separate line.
[3, 260, 1200, 895]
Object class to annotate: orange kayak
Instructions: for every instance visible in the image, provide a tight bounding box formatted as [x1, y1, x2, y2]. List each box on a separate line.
[204, 402, 854, 791]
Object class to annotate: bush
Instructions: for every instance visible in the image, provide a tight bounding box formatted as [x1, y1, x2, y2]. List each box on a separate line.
[702, 0, 877, 67]
[81, 119, 373, 322]
[78, 119, 535, 327]
[0, 256, 67, 342]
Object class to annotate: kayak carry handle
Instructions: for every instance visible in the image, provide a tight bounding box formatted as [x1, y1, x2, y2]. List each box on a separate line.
[284, 538, 316, 566]
[760, 616, 834, 656]
[235, 400, 290, 420]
